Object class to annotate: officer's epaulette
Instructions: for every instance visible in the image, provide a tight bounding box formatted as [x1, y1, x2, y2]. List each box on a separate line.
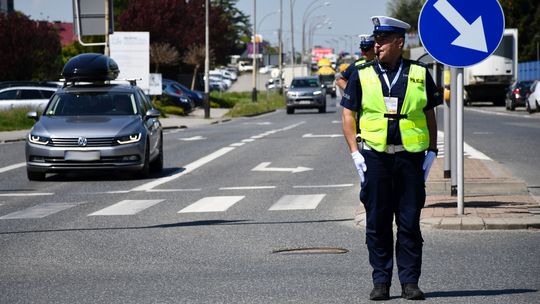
[354, 60, 376, 71]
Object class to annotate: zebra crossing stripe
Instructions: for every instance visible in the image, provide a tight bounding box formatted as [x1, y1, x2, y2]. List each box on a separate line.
[269, 194, 326, 211]
[0, 203, 79, 219]
[88, 200, 163, 216]
[178, 196, 244, 213]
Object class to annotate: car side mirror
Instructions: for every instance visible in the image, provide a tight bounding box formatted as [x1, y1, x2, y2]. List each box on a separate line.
[27, 111, 39, 121]
[146, 109, 161, 119]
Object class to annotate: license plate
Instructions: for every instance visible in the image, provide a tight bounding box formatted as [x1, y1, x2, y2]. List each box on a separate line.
[299, 100, 312, 104]
[64, 151, 100, 161]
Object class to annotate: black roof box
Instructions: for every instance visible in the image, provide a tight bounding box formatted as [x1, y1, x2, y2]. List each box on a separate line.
[62, 53, 119, 82]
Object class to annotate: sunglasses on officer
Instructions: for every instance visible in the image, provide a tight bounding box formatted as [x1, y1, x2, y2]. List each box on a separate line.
[374, 32, 403, 43]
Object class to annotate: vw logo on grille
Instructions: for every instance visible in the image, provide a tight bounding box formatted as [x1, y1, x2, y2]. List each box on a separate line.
[77, 137, 88, 147]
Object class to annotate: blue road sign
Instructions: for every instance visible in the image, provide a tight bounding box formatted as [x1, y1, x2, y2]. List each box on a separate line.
[418, 0, 505, 67]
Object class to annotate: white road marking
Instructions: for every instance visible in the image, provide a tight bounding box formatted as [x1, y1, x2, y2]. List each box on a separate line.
[88, 200, 164, 216]
[219, 186, 276, 190]
[131, 147, 236, 191]
[332, 120, 341, 124]
[146, 188, 201, 192]
[252, 162, 313, 173]
[229, 143, 246, 147]
[132, 122, 305, 192]
[302, 133, 343, 138]
[0, 192, 54, 197]
[437, 131, 491, 160]
[178, 196, 244, 213]
[242, 139, 255, 142]
[178, 136, 206, 141]
[269, 194, 326, 211]
[293, 184, 354, 188]
[0, 162, 26, 174]
[0, 203, 80, 219]
[243, 122, 273, 125]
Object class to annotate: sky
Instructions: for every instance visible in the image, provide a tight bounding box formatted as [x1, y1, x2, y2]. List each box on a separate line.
[14, 0, 391, 53]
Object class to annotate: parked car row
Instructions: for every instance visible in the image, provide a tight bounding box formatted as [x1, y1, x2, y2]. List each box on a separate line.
[206, 67, 238, 92]
[161, 79, 204, 113]
[0, 82, 61, 111]
[505, 80, 540, 114]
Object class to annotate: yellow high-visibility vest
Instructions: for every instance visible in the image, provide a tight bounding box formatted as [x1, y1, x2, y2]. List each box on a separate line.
[358, 63, 429, 152]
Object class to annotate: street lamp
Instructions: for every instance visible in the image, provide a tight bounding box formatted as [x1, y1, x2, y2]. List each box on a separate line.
[302, 1, 330, 63]
[184, 0, 210, 117]
[252, 0, 257, 102]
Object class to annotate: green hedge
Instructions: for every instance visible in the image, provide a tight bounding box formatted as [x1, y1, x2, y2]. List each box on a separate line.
[0, 107, 37, 131]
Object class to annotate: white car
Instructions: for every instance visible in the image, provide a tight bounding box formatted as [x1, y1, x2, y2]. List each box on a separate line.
[526, 80, 540, 114]
[0, 86, 59, 111]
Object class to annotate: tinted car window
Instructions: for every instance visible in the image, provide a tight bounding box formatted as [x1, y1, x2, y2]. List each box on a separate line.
[45, 92, 137, 116]
[291, 79, 319, 88]
[40, 90, 55, 98]
[19, 89, 43, 99]
[0, 90, 18, 100]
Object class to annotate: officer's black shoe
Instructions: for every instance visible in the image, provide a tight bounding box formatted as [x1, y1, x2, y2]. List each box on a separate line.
[369, 284, 390, 301]
[401, 283, 425, 300]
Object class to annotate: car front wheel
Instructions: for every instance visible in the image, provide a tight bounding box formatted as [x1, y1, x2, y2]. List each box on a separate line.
[527, 101, 534, 114]
[150, 134, 164, 172]
[137, 141, 150, 179]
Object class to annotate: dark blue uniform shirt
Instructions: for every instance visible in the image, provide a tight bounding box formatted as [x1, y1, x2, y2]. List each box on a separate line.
[340, 58, 442, 145]
[340, 59, 365, 81]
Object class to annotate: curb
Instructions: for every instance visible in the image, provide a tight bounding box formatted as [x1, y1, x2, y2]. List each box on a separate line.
[420, 216, 540, 230]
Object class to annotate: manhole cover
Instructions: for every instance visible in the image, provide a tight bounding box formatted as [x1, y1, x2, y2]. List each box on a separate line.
[272, 247, 349, 255]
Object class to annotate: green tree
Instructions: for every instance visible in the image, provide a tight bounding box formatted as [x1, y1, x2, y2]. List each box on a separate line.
[499, 0, 540, 61]
[387, 0, 426, 33]
[0, 12, 62, 81]
[118, 0, 250, 70]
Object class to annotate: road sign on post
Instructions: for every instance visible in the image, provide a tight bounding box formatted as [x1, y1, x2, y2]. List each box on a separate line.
[419, 0, 505, 68]
[418, 0, 505, 215]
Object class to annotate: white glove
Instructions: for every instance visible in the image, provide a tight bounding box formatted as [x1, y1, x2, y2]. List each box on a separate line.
[422, 151, 437, 182]
[351, 151, 367, 183]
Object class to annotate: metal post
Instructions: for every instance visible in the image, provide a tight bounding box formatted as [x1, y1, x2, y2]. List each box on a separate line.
[204, 0, 210, 119]
[443, 65, 451, 178]
[456, 68, 464, 215]
[450, 67, 457, 196]
[289, 0, 295, 77]
[251, 0, 258, 102]
[104, 0, 110, 56]
[278, 0, 283, 93]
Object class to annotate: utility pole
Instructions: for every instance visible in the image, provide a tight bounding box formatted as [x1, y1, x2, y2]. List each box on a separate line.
[251, 0, 258, 102]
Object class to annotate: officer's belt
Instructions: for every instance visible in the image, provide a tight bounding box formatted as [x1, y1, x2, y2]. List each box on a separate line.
[363, 143, 405, 154]
[384, 113, 408, 120]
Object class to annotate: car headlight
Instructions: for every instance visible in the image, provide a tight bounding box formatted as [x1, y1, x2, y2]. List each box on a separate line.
[116, 133, 141, 145]
[286, 92, 295, 97]
[28, 134, 50, 145]
[313, 90, 322, 95]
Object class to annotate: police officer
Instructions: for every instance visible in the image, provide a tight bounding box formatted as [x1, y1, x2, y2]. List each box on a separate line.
[336, 35, 376, 90]
[341, 16, 442, 301]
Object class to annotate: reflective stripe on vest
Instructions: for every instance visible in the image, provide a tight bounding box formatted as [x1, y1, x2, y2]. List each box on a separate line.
[355, 59, 366, 66]
[358, 63, 429, 152]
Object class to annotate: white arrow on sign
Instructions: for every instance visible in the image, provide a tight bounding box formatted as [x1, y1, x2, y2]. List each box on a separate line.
[434, 0, 488, 52]
[178, 136, 206, 141]
[252, 162, 313, 173]
[303, 133, 343, 138]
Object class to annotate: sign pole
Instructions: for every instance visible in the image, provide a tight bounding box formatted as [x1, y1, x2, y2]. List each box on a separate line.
[450, 67, 457, 196]
[456, 68, 464, 215]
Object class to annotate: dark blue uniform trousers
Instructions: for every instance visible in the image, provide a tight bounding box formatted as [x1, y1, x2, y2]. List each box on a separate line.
[360, 148, 425, 285]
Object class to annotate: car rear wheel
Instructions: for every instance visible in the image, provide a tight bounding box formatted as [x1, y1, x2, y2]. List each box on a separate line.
[527, 101, 534, 114]
[27, 170, 45, 181]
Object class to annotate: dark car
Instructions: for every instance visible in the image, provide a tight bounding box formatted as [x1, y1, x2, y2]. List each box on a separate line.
[25, 53, 163, 181]
[161, 79, 195, 112]
[505, 80, 534, 111]
[162, 79, 204, 107]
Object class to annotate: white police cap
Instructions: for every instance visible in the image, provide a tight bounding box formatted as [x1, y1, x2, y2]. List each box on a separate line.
[358, 34, 375, 48]
[371, 16, 410, 35]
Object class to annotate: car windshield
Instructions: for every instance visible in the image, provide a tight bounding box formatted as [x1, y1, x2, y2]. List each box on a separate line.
[291, 79, 319, 88]
[518, 81, 534, 90]
[44, 92, 138, 116]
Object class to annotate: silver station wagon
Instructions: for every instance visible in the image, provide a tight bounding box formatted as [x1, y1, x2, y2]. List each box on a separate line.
[25, 53, 163, 181]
